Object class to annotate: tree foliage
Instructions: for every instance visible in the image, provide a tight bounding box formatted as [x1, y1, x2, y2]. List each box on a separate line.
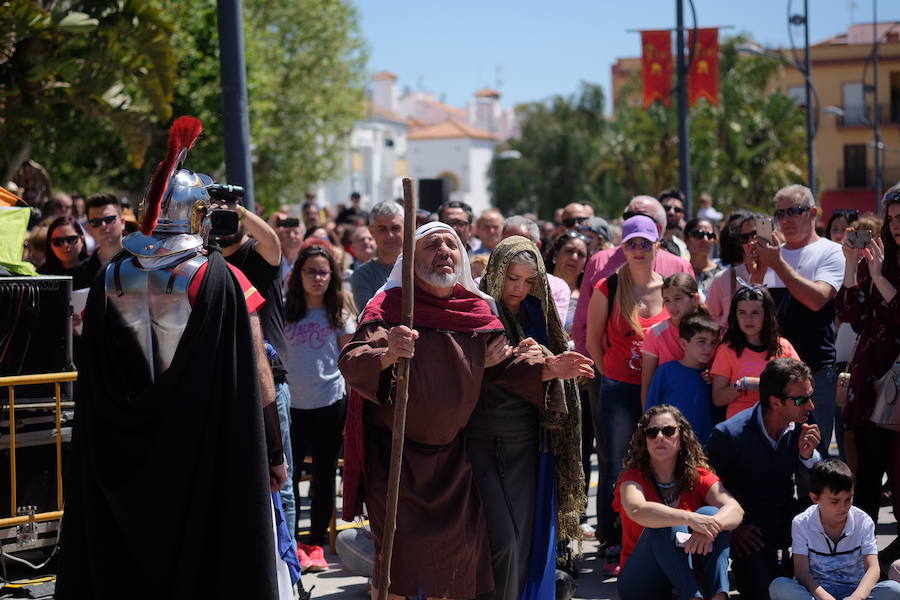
[490, 36, 808, 217]
[2, 0, 367, 212]
[0, 0, 176, 185]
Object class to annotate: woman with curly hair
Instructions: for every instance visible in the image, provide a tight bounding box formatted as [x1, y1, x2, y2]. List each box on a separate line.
[614, 404, 744, 600]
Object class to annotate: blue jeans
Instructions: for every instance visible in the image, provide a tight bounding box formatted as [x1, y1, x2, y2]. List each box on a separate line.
[597, 375, 642, 545]
[275, 381, 295, 536]
[812, 365, 837, 458]
[618, 506, 731, 600]
[769, 575, 900, 599]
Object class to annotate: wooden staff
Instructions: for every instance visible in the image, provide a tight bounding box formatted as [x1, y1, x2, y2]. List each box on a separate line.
[377, 177, 417, 600]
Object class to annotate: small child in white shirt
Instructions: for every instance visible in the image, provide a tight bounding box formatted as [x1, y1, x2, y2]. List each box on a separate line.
[769, 459, 900, 600]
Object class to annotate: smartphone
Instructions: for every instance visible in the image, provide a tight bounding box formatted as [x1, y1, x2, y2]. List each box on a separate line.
[847, 229, 872, 249]
[276, 217, 301, 228]
[755, 216, 774, 245]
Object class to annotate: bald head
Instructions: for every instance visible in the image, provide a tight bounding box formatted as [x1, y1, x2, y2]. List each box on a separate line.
[626, 195, 666, 234]
[562, 202, 594, 222]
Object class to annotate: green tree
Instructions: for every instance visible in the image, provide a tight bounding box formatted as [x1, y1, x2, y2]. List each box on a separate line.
[490, 36, 808, 218]
[489, 82, 610, 220]
[243, 0, 366, 210]
[0, 0, 176, 185]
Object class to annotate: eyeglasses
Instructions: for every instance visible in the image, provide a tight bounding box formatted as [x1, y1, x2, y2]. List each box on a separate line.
[623, 210, 651, 221]
[51, 235, 81, 247]
[301, 268, 332, 279]
[562, 216, 588, 228]
[643, 425, 678, 439]
[780, 392, 814, 407]
[88, 215, 119, 228]
[687, 230, 716, 241]
[444, 219, 470, 229]
[662, 204, 685, 214]
[774, 205, 812, 220]
[736, 231, 757, 244]
[624, 238, 654, 251]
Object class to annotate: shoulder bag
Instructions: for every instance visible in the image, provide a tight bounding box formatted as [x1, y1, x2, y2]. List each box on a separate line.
[870, 353, 900, 431]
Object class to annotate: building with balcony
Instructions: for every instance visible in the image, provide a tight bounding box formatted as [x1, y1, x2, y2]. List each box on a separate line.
[610, 23, 900, 216]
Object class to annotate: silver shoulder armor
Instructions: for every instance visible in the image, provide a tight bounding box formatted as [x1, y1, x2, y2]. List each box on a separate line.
[105, 253, 208, 381]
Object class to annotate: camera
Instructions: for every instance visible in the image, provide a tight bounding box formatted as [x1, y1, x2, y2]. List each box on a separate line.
[206, 184, 245, 237]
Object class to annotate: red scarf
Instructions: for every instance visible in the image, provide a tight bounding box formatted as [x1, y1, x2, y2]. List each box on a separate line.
[342, 284, 503, 520]
[360, 283, 504, 332]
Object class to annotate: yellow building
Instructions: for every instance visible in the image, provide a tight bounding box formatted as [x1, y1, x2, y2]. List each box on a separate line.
[611, 23, 900, 214]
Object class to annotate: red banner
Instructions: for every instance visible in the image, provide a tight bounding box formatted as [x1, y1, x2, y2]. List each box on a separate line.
[641, 30, 673, 109]
[688, 28, 719, 106]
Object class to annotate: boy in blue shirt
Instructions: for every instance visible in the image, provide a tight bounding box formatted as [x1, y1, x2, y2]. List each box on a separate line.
[646, 311, 718, 443]
[769, 459, 900, 600]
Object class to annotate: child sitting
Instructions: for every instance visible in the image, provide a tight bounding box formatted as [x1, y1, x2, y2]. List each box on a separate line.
[646, 311, 719, 444]
[710, 285, 799, 419]
[770, 459, 900, 600]
[641, 273, 705, 407]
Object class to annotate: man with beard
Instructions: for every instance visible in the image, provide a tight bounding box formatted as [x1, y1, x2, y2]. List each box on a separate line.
[339, 222, 592, 599]
[217, 202, 298, 541]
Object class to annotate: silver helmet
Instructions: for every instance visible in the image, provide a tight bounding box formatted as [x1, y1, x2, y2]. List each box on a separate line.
[125, 117, 210, 262]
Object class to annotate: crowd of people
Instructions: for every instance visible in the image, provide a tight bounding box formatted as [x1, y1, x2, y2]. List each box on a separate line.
[9, 176, 900, 600]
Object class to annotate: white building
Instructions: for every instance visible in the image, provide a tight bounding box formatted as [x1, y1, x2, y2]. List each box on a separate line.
[317, 71, 515, 215]
[407, 120, 498, 214]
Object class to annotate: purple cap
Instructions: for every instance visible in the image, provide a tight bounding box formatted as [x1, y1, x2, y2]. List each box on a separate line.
[621, 215, 659, 244]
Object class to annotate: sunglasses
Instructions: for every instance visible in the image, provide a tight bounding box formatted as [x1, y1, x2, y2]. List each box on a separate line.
[832, 209, 859, 221]
[624, 238, 654, 251]
[51, 235, 81, 247]
[644, 425, 678, 439]
[781, 392, 814, 407]
[88, 215, 119, 228]
[562, 216, 588, 228]
[736, 231, 757, 244]
[688, 230, 716, 240]
[663, 204, 685, 214]
[774, 205, 812, 220]
[623, 210, 652, 221]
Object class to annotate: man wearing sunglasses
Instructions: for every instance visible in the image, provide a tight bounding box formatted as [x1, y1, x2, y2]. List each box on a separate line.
[750, 185, 845, 459]
[658, 188, 690, 260]
[708, 357, 821, 600]
[559, 201, 594, 233]
[73, 192, 125, 289]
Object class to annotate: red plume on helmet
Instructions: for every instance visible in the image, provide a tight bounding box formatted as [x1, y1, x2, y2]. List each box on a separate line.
[140, 116, 204, 235]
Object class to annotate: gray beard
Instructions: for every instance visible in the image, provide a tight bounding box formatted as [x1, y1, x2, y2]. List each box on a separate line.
[414, 262, 460, 289]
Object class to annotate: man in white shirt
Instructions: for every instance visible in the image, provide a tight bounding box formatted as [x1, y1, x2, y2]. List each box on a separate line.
[750, 185, 845, 458]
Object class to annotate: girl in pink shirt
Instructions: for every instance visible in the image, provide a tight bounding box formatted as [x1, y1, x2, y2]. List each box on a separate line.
[710, 286, 799, 418]
[641, 273, 704, 407]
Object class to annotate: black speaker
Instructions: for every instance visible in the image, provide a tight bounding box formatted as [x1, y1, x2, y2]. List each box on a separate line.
[418, 179, 444, 213]
[0, 276, 73, 402]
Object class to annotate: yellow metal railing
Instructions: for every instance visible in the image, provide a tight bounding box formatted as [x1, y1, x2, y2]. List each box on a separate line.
[0, 371, 77, 529]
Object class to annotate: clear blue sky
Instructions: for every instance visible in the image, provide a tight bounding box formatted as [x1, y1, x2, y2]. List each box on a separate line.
[355, 0, 900, 112]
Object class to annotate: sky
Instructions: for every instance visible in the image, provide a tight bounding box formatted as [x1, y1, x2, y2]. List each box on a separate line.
[355, 0, 900, 113]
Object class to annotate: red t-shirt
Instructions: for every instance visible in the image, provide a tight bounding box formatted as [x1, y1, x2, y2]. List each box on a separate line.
[613, 467, 720, 566]
[594, 277, 669, 385]
[187, 261, 265, 313]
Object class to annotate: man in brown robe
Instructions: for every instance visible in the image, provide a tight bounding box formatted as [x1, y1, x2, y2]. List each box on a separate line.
[339, 223, 592, 599]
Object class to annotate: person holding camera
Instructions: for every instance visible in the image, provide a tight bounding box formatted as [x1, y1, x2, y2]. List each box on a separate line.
[217, 200, 297, 537]
[834, 185, 900, 566]
[748, 185, 845, 458]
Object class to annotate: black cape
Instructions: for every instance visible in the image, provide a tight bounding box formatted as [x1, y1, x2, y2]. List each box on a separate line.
[56, 251, 277, 600]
